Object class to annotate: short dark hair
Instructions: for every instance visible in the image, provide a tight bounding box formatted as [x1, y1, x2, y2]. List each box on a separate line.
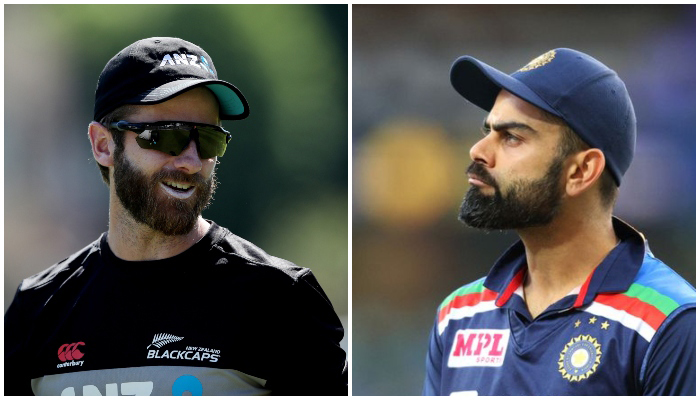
[95, 105, 136, 185]
[540, 110, 618, 209]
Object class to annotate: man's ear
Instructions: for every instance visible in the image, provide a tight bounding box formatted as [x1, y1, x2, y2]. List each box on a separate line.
[564, 148, 606, 198]
[88, 122, 115, 167]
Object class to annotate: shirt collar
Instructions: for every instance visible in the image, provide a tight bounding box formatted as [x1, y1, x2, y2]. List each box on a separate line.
[483, 216, 648, 309]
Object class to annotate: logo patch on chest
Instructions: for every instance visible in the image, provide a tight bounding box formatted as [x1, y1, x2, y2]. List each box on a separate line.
[448, 329, 510, 368]
[145, 333, 220, 363]
[558, 334, 602, 382]
[56, 342, 86, 369]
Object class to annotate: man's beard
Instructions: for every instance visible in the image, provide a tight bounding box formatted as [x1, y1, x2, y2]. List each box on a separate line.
[113, 148, 217, 236]
[458, 154, 565, 231]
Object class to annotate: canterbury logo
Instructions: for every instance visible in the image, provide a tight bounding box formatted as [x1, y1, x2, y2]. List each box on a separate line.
[147, 333, 184, 349]
[58, 342, 85, 361]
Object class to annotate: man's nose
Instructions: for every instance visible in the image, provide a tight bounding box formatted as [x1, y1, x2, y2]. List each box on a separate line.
[469, 134, 495, 168]
[172, 140, 203, 174]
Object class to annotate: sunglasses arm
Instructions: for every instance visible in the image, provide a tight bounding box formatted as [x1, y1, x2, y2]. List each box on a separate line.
[110, 120, 143, 132]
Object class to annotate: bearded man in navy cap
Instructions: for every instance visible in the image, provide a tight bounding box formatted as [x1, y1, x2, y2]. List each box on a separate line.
[423, 49, 695, 395]
[5, 37, 347, 396]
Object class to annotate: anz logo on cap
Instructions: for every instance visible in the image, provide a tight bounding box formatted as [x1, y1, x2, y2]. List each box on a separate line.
[159, 53, 214, 74]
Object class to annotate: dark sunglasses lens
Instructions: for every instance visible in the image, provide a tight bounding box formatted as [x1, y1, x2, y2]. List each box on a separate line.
[135, 129, 192, 156]
[197, 128, 229, 158]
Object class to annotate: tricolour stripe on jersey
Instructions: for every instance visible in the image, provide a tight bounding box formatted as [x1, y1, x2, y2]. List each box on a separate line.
[437, 279, 499, 335]
[584, 283, 681, 342]
[596, 293, 665, 329]
[624, 283, 681, 316]
[437, 299, 499, 335]
[438, 278, 488, 310]
[584, 301, 656, 342]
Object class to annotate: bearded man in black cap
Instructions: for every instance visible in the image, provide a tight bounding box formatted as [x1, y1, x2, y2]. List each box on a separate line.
[423, 49, 695, 395]
[5, 37, 347, 396]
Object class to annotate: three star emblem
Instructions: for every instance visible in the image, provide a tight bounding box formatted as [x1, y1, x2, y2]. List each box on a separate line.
[574, 317, 610, 330]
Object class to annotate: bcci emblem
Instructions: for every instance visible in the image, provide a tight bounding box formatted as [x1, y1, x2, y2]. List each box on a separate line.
[558, 334, 602, 382]
[518, 50, 556, 72]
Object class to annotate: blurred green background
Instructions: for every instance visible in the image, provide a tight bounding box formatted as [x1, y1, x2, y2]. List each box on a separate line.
[352, 4, 695, 395]
[4, 4, 348, 351]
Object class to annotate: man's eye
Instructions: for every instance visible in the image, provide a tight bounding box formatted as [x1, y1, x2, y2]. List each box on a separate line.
[503, 132, 521, 143]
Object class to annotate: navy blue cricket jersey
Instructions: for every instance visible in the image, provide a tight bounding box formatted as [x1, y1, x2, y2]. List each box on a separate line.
[423, 218, 695, 395]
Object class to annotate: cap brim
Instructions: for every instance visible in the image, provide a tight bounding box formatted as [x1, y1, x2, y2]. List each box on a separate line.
[133, 79, 249, 120]
[450, 56, 559, 117]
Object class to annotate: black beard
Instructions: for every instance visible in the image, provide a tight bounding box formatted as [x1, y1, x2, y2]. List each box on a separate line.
[112, 147, 217, 236]
[458, 155, 565, 231]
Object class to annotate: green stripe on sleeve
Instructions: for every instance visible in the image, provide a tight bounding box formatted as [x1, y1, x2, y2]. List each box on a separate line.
[439, 278, 487, 310]
[623, 283, 680, 316]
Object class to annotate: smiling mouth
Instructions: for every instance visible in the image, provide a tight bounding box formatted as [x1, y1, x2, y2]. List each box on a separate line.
[160, 181, 195, 199]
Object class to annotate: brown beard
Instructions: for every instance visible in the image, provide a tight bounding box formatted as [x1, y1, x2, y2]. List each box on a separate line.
[112, 146, 217, 236]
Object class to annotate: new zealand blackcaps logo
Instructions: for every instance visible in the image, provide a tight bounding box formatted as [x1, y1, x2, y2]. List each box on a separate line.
[147, 333, 184, 349]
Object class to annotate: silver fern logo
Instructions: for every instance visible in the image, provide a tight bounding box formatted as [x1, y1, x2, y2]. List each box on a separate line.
[146, 333, 221, 363]
[147, 333, 184, 350]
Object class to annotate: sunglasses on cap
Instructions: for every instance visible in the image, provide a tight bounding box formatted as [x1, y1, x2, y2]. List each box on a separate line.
[109, 120, 232, 159]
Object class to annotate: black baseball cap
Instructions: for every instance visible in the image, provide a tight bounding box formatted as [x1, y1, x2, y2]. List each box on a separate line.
[94, 37, 249, 122]
[450, 48, 636, 186]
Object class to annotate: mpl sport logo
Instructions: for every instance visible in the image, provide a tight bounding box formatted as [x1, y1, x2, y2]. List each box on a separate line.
[448, 329, 510, 368]
[160, 53, 215, 74]
[57, 342, 85, 369]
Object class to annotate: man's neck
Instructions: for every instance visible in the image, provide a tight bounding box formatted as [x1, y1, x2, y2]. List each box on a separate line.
[106, 198, 210, 261]
[517, 210, 617, 318]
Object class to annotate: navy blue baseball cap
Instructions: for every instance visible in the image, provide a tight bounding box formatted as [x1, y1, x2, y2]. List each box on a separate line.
[94, 37, 249, 122]
[450, 48, 636, 186]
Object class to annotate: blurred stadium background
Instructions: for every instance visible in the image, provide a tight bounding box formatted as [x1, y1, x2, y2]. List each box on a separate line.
[4, 5, 348, 352]
[352, 5, 695, 395]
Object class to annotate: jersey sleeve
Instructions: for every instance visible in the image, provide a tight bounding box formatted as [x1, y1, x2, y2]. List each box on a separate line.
[641, 305, 696, 395]
[422, 313, 443, 396]
[263, 270, 347, 395]
[5, 284, 35, 395]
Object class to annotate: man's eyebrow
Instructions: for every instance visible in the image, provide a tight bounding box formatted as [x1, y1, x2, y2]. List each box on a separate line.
[482, 119, 537, 134]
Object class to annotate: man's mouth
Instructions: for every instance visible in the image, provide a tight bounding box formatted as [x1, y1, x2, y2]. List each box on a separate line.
[160, 180, 195, 199]
[466, 163, 498, 188]
[468, 173, 492, 187]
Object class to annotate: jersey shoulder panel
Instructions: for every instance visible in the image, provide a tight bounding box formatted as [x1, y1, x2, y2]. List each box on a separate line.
[436, 277, 499, 335]
[210, 227, 309, 282]
[588, 253, 695, 343]
[18, 237, 101, 293]
[633, 253, 696, 306]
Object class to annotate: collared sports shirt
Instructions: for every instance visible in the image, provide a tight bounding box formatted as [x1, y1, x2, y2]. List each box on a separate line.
[423, 218, 695, 395]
